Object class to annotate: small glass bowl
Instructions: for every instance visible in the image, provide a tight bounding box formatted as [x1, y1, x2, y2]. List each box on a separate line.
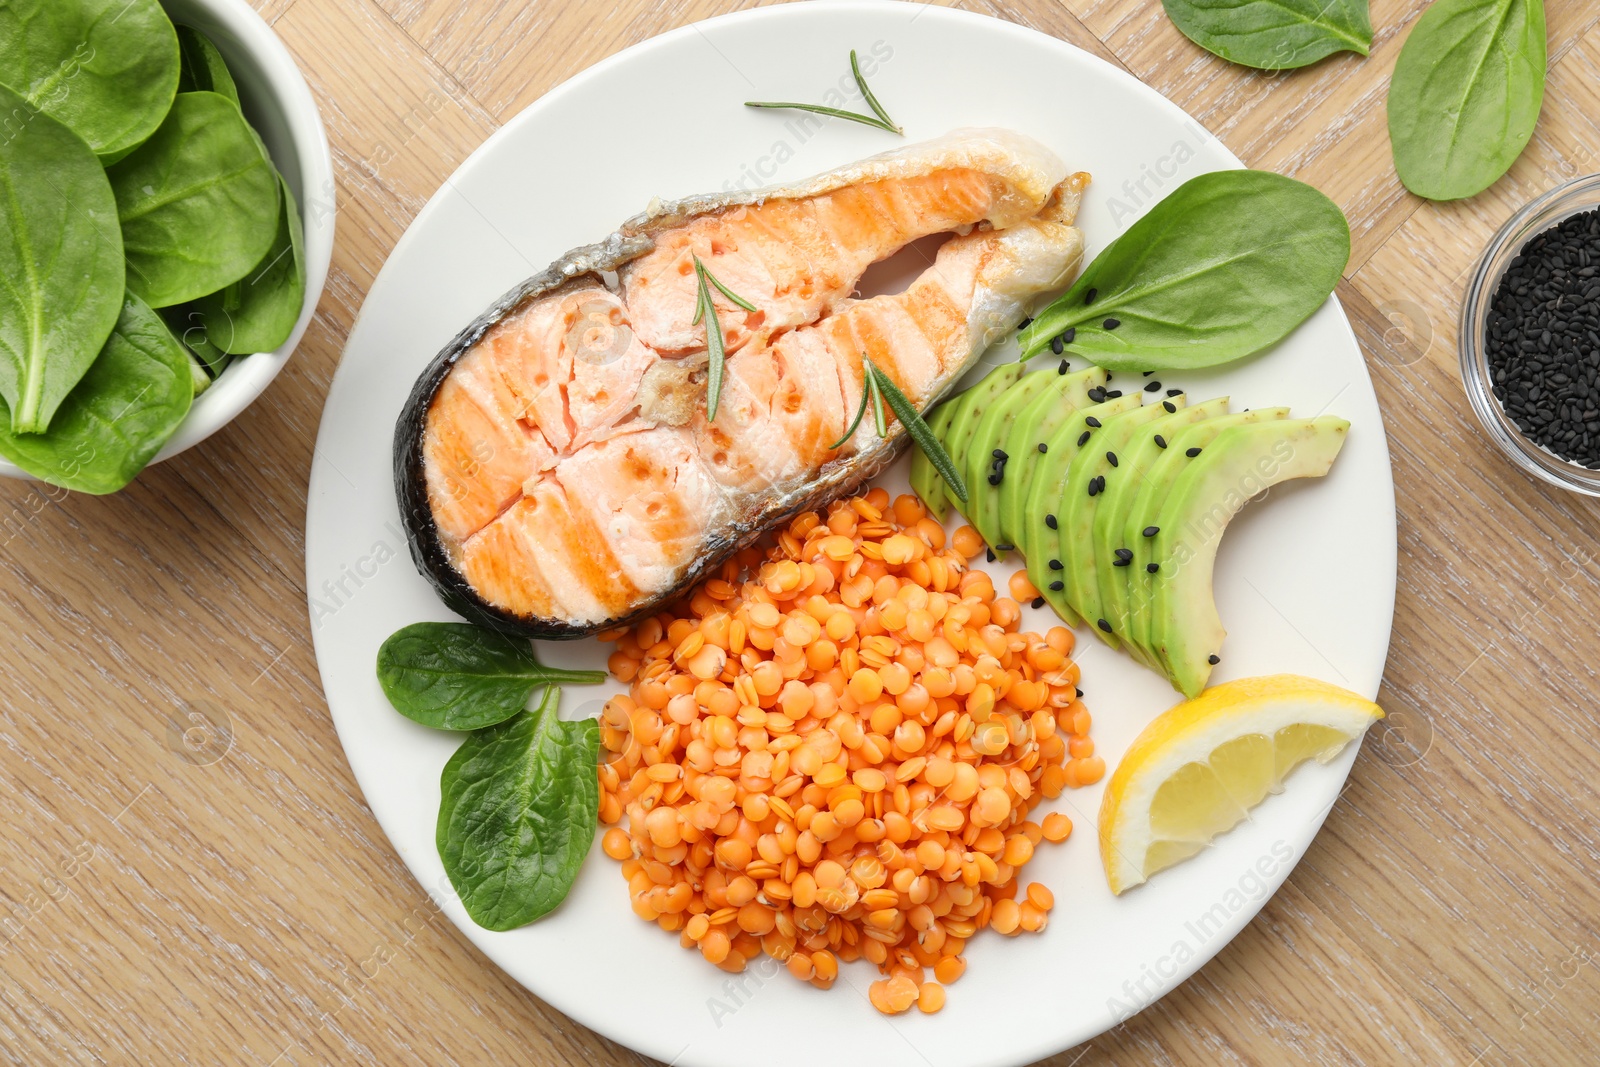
[1460, 172, 1600, 496]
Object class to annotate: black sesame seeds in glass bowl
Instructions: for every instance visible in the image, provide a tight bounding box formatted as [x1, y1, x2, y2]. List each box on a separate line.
[1462, 174, 1600, 496]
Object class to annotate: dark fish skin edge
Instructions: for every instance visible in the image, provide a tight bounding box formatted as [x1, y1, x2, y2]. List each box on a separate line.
[394, 232, 917, 640]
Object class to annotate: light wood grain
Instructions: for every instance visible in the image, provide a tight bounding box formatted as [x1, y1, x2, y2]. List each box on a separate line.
[3, 0, 1599, 1063]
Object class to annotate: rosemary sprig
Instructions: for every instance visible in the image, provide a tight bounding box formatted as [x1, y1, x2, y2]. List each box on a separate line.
[851, 50, 897, 132]
[691, 255, 755, 421]
[745, 49, 902, 135]
[826, 355, 969, 504]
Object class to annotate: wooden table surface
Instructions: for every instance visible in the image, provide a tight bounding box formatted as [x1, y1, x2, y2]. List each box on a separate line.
[5, 0, 1600, 1063]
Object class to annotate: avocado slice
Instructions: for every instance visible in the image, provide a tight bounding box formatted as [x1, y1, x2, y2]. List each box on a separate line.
[1094, 396, 1231, 664]
[1122, 408, 1291, 662]
[1149, 417, 1351, 697]
[910, 401, 960, 522]
[941, 362, 1028, 531]
[1019, 392, 1141, 624]
[997, 366, 1107, 549]
[1055, 397, 1186, 648]
[964, 366, 1056, 556]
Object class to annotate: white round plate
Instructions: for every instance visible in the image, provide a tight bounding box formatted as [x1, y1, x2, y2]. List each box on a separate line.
[306, 4, 1396, 1065]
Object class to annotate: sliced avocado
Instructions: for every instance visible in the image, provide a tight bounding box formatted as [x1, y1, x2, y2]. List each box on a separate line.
[941, 362, 1028, 530]
[997, 367, 1107, 549]
[1122, 408, 1291, 662]
[1019, 392, 1141, 624]
[910, 401, 960, 522]
[1149, 417, 1350, 698]
[1094, 396, 1231, 665]
[964, 366, 1056, 556]
[1055, 397, 1185, 649]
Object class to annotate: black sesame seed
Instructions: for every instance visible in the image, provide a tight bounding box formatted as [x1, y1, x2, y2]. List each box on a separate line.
[987, 473, 1001, 486]
[1105, 390, 1124, 399]
[1104, 317, 1121, 330]
[1087, 388, 1107, 403]
[1112, 557, 1131, 567]
[1185, 447, 1202, 457]
[1031, 597, 1045, 609]
[1087, 478, 1101, 497]
[1050, 335, 1064, 355]
[993, 448, 1008, 460]
[1207, 654, 1220, 665]
[1085, 288, 1098, 305]
[1049, 559, 1063, 570]
[1085, 416, 1102, 428]
[1162, 401, 1176, 413]
[1097, 618, 1113, 633]
[1142, 526, 1159, 537]
[1037, 442, 1048, 453]
[1062, 327, 1077, 344]
[986, 549, 996, 562]
[1106, 451, 1119, 467]
[1058, 358, 1069, 375]
[1077, 430, 1091, 447]
[1145, 381, 1163, 392]
[1075, 687, 1083, 698]
[1019, 316, 1033, 329]
[996, 544, 1014, 552]
[1154, 435, 1167, 449]
[1044, 513, 1058, 529]
[1115, 548, 1133, 561]
[1146, 563, 1160, 574]
[1049, 580, 1064, 591]
[1167, 388, 1182, 397]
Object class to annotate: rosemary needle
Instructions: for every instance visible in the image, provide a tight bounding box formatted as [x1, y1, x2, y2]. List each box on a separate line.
[867, 357, 968, 504]
[745, 49, 902, 135]
[692, 255, 755, 422]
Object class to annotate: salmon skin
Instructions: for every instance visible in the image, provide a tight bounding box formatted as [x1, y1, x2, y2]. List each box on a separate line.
[396, 129, 1089, 638]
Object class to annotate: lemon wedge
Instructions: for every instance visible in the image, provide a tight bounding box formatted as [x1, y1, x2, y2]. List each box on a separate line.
[1098, 675, 1383, 894]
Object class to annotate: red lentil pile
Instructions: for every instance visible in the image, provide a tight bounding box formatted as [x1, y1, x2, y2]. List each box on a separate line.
[597, 488, 1103, 1015]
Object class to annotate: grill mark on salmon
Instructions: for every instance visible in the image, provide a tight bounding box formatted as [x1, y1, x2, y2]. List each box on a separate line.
[397, 130, 1088, 637]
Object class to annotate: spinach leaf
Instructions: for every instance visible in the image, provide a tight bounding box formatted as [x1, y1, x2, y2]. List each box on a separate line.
[175, 25, 239, 107]
[0, 0, 180, 162]
[1019, 170, 1349, 373]
[1162, 0, 1372, 69]
[377, 622, 606, 731]
[108, 91, 278, 309]
[437, 687, 600, 930]
[0, 292, 192, 494]
[1388, 0, 1546, 202]
[160, 306, 234, 379]
[190, 174, 307, 355]
[0, 85, 125, 435]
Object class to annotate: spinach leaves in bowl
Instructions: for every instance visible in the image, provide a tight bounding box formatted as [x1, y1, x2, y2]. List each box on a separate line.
[0, 0, 308, 493]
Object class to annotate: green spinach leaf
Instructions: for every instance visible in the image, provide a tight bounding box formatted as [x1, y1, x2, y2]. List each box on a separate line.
[175, 25, 240, 107]
[0, 292, 193, 494]
[1163, 0, 1372, 69]
[1019, 170, 1349, 373]
[0, 0, 180, 162]
[377, 622, 606, 731]
[190, 174, 307, 355]
[437, 687, 600, 930]
[1388, 0, 1547, 202]
[160, 306, 234, 379]
[0, 85, 125, 435]
[108, 91, 278, 308]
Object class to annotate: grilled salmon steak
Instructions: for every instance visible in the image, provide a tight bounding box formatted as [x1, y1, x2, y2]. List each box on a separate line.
[395, 130, 1089, 637]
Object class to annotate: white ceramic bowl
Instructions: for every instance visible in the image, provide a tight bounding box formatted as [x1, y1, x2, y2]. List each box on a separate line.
[0, 0, 335, 482]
